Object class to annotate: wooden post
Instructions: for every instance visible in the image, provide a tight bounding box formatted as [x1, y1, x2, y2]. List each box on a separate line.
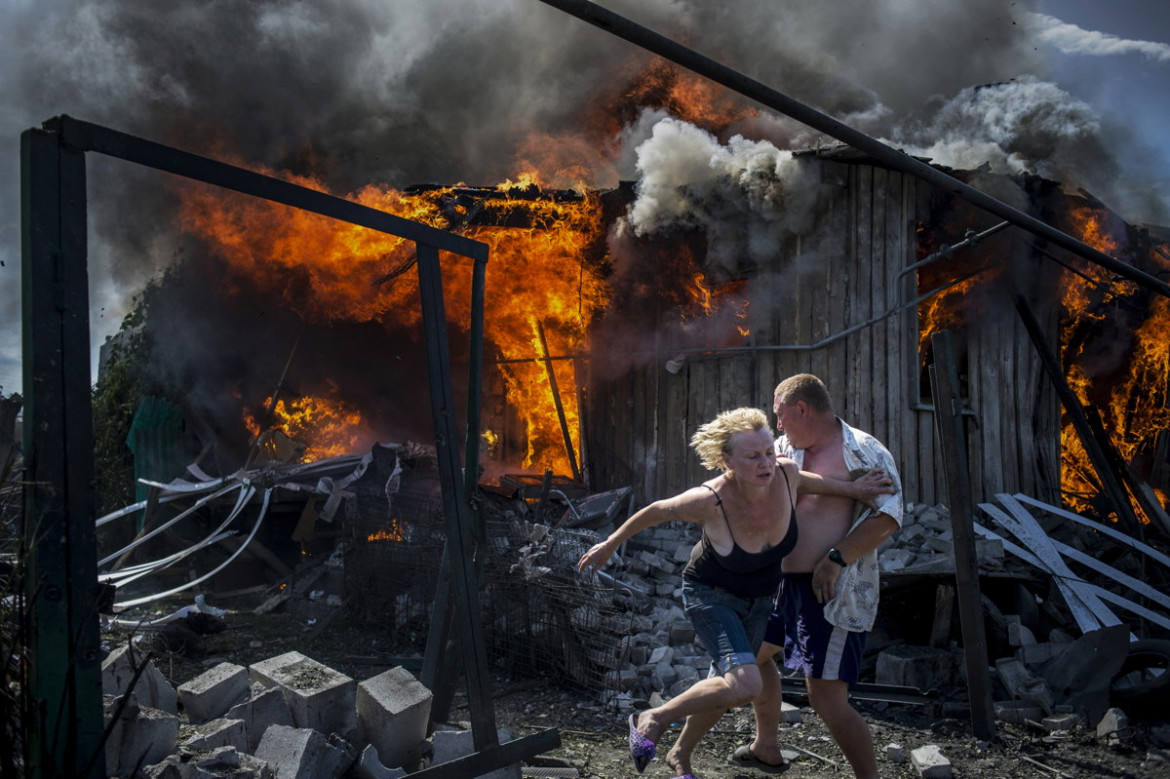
[535, 320, 581, 482]
[928, 331, 996, 740]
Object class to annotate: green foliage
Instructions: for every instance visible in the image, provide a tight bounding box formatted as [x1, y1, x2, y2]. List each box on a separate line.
[92, 297, 152, 519]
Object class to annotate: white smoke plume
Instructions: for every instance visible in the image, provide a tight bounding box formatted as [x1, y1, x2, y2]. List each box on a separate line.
[1028, 12, 1170, 61]
[888, 76, 1102, 177]
[625, 117, 831, 274]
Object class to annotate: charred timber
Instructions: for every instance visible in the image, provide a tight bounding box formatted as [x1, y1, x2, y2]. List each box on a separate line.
[538, 0, 1170, 300]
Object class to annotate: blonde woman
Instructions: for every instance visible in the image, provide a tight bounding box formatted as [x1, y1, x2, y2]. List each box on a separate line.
[578, 407, 893, 778]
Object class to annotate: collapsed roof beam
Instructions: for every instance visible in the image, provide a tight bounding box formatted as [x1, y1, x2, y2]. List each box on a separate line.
[537, 0, 1170, 300]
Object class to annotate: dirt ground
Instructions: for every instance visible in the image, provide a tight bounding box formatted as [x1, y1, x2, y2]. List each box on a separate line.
[123, 605, 1170, 779]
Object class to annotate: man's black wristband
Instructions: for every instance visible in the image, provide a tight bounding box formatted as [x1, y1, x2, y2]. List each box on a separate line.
[827, 547, 847, 567]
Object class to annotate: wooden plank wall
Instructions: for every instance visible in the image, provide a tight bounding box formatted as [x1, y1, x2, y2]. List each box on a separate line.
[584, 158, 1061, 509]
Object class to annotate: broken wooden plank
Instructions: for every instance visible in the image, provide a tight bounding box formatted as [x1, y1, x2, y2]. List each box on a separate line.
[1054, 543, 1170, 613]
[1010, 493, 1170, 569]
[1088, 586, 1170, 633]
[975, 507, 1105, 635]
[991, 494, 1126, 630]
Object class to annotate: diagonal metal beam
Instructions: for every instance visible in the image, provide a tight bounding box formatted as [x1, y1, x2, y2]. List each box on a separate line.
[536, 0, 1170, 300]
[51, 115, 488, 263]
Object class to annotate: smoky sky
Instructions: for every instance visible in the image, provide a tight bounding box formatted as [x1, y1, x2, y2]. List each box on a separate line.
[1, 0, 1163, 398]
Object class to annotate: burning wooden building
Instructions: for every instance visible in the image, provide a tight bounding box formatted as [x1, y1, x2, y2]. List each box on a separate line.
[102, 135, 1168, 536]
[583, 146, 1170, 532]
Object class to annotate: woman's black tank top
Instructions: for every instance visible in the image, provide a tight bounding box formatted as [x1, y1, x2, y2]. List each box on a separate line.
[682, 468, 798, 598]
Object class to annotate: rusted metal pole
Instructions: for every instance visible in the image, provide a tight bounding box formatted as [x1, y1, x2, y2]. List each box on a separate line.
[536, 0, 1170, 301]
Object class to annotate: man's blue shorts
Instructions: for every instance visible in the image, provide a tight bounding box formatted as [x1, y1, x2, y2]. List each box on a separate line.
[681, 578, 774, 675]
[764, 573, 867, 683]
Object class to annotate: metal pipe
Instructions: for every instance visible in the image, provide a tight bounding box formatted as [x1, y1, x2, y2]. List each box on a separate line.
[536, 0, 1170, 300]
[896, 221, 1011, 280]
[491, 265, 984, 364]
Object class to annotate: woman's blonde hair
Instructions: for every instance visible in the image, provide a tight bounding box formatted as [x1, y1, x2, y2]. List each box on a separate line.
[690, 407, 770, 471]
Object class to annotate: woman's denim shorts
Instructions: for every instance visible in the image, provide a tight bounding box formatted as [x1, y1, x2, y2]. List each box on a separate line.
[681, 578, 774, 675]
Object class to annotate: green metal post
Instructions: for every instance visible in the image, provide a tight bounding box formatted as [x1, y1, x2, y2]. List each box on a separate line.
[21, 125, 104, 777]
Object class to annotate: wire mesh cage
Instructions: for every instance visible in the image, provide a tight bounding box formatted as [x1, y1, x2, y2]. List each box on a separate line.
[347, 486, 629, 693]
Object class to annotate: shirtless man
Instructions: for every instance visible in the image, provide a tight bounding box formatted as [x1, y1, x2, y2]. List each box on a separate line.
[737, 374, 902, 779]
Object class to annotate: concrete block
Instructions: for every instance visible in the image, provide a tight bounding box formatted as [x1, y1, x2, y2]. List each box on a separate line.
[648, 646, 675, 665]
[875, 645, 954, 691]
[1008, 621, 1037, 647]
[228, 683, 295, 752]
[975, 538, 1004, 569]
[354, 744, 408, 779]
[432, 728, 520, 779]
[878, 548, 915, 573]
[995, 658, 1054, 714]
[886, 743, 904, 763]
[254, 724, 355, 779]
[994, 700, 1045, 724]
[188, 745, 241, 774]
[1097, 707, 1128, 737]
[780, 702, 802, 724]
[105, 697, 179, 779]
[668, 623, 695, 645]
[356, 666, 433, 770]
[909, 744, 953, 778]
[102, 644, 179, 715]
[652, 661, 678, 690]
[181, 716, 248, 753]
[251, 651, 357, 737]
[178, 662, 250, 724]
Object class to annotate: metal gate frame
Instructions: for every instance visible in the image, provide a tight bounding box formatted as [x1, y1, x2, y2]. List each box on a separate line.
[20, 114, 557, 777]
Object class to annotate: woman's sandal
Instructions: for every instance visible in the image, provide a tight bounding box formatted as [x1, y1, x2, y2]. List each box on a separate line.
[627, 713, 656, 772]
[729, 744, 790, 773]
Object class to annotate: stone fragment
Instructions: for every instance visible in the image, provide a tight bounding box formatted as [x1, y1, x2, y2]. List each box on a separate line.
[431, 728, 520, 779]
[102, 644, 179, 715]
[875, 645, 953, 691]
[254, 724, 355, 779]
[227, 683, 295, 752]
[1097, 707, 1128, 738]
[909, 744, 953, 778]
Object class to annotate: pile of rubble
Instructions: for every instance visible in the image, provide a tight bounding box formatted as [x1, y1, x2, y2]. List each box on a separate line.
[102, 647, 513, 779]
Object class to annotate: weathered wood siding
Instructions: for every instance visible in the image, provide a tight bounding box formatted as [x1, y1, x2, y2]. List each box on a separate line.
[584, 158, 1061, 509]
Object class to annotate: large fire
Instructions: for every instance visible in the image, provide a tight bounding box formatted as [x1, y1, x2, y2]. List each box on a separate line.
[181, 176, 607, 475]
[168, 53, 1167, 516]
[1058, 206, 1170, 522]
[172, 57, 761, 478]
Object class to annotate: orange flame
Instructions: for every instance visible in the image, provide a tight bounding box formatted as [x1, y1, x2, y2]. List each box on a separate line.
[367, 519, 408, 543]
[244, 391, 369, 463]
[1057, 205, 1168, 523]
[182, 169, 607, 474]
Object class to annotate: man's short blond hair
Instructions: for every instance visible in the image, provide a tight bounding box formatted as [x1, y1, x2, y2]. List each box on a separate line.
[690, 407, 770, 472]
[773, 373, 832, 413]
